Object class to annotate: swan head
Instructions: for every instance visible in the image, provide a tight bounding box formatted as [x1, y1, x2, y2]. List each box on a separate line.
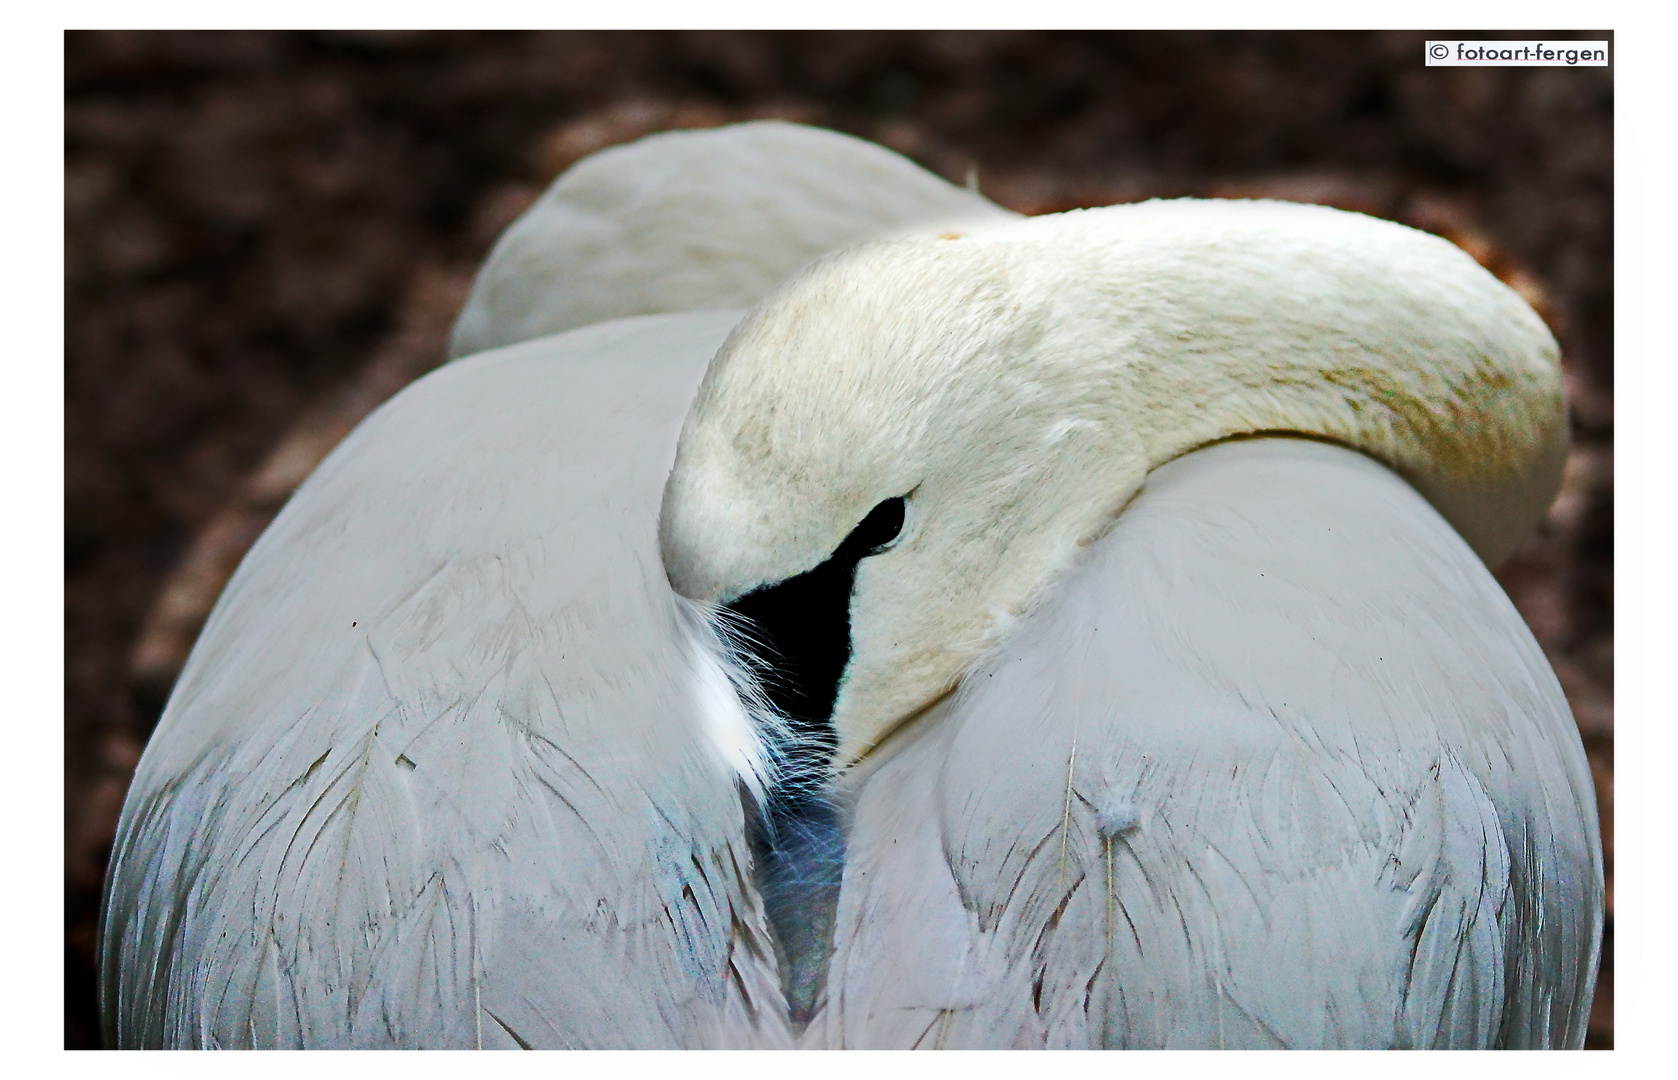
[660, 233, 1148, 765]
[660, 199, 1566, 767]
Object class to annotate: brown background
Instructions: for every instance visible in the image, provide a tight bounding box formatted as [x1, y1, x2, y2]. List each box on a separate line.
[65, 30, 1613, 1048]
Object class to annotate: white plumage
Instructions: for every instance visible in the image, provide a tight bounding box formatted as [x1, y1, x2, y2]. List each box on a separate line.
[448, 121, 1013, 359]
[100, 121, 1601, 1049]
[815, 438, 1597, 1047]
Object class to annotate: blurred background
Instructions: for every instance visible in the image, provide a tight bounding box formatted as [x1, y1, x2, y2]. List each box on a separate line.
[64, 30, 1613, 1048]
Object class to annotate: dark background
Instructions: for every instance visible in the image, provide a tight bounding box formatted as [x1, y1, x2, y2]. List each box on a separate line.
[65, 30, 1614, 1048]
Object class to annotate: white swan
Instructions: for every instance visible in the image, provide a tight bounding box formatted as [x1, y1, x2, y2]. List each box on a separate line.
[99, 121, 1601, 1049]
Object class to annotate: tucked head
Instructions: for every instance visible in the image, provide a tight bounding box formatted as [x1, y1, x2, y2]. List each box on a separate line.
[659, 235, 1148, 765]
[659, 199, 1565, 769]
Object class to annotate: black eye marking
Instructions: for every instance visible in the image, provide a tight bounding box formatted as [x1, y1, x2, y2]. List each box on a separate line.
[722, 493, 911, 762]
[834, 496, 906, 560]
[721, 490, 910, 1023]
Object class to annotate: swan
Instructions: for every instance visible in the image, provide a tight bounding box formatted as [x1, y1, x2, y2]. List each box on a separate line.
[99, 121, 1601, 1049]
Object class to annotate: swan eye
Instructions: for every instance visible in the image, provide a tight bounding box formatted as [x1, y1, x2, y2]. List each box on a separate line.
[839, 497, 907, 559]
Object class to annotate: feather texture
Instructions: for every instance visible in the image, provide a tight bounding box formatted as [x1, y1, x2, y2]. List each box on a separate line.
[812, 438, 1600, 1048]
[101, 313, 795, 1048]
[449, 120, 1014, 360]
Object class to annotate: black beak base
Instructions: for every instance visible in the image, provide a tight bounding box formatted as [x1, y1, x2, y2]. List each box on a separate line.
[721, 495, 905, 1024]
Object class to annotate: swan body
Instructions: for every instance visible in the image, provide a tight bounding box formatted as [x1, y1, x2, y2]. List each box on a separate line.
[817, 437, 1598, 1048]
[449, 120, 1014, 359]
[101, 121, 1601, 1048]
[101, 313, 788, 1048]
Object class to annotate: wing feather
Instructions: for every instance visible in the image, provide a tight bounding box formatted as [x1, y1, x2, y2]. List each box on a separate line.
[101, 312, 794, 1048]
[818, 438, 1601, 1049]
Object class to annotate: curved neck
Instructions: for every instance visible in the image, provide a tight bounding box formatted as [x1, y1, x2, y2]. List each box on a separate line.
[995, 202, 1567, 567]
[665, 199, 1568, 768]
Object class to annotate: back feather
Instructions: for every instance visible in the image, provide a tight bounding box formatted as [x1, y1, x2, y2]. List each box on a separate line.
[812, 439, 1601, 1048]
[102, 314, 796, 1048]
